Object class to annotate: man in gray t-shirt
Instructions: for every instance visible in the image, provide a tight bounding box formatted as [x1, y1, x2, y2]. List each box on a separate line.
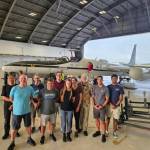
[92, 76, 109, 143]
[39, 79, 59, 144]
[40, 89, 58, 115]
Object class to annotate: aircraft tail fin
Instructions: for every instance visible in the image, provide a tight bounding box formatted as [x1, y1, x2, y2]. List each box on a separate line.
[128, 44, 136, 66]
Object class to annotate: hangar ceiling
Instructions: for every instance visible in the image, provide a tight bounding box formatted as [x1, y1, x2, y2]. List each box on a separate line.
[0, 0, 149, 50]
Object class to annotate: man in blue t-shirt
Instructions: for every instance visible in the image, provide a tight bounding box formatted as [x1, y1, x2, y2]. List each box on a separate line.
[107, 74, 124, 139]
[7, 74, 36, 150]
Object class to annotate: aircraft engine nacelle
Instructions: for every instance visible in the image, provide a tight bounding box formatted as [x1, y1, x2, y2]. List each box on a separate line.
[129, 67, 143, 80]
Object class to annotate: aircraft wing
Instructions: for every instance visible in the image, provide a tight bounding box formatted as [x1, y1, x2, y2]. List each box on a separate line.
[132, 64, 150, 68]
[5, 61, 120, 72]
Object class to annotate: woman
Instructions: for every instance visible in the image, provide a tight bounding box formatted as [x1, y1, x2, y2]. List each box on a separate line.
[60, 78, 74, 142]
[71, 77, 82, 137]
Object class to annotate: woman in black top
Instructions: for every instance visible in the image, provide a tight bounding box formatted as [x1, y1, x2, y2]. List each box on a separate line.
[71, 77, 82, 137]
[60, 78, 74, 142]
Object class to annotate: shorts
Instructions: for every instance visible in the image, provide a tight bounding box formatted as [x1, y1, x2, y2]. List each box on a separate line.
[12, 113, 31, 130]
[106, 104, 111, 118]
[31, 104, 40, 118]
[41, 114, 56, 126]
[93, 107, 106, 121]
[111, 106, 121, 120]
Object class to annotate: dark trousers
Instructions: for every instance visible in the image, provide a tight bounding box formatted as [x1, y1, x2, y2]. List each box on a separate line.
[74, 109, 80, 131]
[4, 102, 12, 135]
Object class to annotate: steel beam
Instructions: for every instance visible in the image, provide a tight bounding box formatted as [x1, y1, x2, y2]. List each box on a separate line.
[28, 0, 57, 42]
[0, 0, 17, 38]
[67, 0, 127, 47]
[49, 0, 96, 45]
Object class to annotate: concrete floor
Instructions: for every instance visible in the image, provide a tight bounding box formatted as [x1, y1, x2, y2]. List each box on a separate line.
[0, 101, 150, 150]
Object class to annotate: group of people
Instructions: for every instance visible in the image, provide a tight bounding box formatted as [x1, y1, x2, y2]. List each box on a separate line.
[1, 71, 124, 150]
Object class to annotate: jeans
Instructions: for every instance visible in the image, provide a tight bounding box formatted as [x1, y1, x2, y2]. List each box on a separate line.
[60, 110, 73, 134]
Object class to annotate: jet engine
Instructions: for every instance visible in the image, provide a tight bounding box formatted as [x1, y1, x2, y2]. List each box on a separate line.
[129, 67, 143, 80]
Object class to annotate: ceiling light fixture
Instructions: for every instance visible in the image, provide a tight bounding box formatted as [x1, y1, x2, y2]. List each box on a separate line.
[42, 40, 48, 43]
[57, 21, 63, 24]
[99, 10, 106, 15]
[62, 43, 66, 46]
[91, 27, 97, 31]
[76, 27, 82, 31]
[29, 12, 37, 16]
[16, 36, 22, 39]
[113, 16, 120, 19]
[80, 0, 88, 5]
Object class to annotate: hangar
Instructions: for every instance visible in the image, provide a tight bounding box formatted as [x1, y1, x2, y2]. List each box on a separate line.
[0, 0, 149, 55]
[0, 1, 150, 150]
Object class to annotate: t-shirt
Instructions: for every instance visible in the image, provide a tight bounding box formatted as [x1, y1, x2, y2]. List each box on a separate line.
[40, 89, 59, 115]
[92, 85, 109, 105]
[1, 84, 16, 105]
[54, 80, 64, 92]
[72, 86, 82, 108]
[107, 84, 124, 105]
[10, 85, 34, 115]
[54, 80, 64, 103]
[60, 90, 74, 111]
[30, 83, 44, 102]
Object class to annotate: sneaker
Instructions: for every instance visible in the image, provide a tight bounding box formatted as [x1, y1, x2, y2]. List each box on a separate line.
[7, 142, 15, 150]
[50, 134, 57, 142]
[40, 136, 45, 144]
[92, 131, 101, 137]
[101, 134, 106, 143]
[74, 131, 78, 137]
[67, 133, 72, 142]
[113, 132, 118, 139]
[63, 134, 66, 142]
[105, 131, 109, 137]
[2, 134, 9, 140]
[83, 131, 88, 136]
[32, 127, 36, 133]
[16, 132, 20, 137]
[27, 137, 36, 146]
[78, 129, 82, 133]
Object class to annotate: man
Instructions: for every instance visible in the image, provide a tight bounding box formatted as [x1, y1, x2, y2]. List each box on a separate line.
[79, 74, 91, 136]
[54, 71, 64, 122]
[40, 79, 59, 144]
[1, 75, 20, 139]
[107, 74, 124, 138]
[7, 74, 36, 150]
[92, 76, 109, 143]
[30, 74, 44, 133]
[54, 71, 64, 93]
